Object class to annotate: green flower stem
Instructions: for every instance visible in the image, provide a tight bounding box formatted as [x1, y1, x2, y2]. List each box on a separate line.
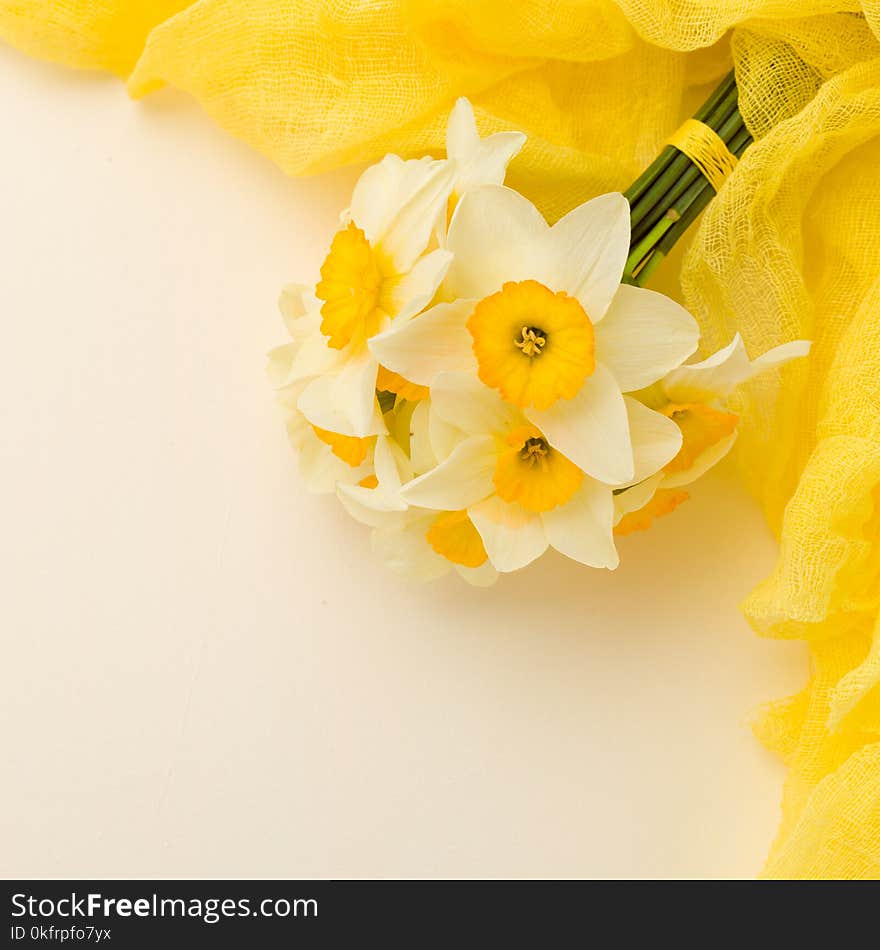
[629, 86, 742, 241]
[622, 71, 734, 207]
[630, 104, 745, 244]
[622, 70, 753, 287]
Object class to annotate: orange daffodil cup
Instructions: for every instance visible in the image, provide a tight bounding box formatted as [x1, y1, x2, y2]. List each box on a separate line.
[269, 99, 810, 584]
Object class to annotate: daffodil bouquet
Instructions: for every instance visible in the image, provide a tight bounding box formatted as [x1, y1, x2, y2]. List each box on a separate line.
[269, 81, 809, 585]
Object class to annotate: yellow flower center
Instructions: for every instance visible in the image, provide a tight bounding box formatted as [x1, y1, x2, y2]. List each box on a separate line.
[493, 424, 583, 513]
[311, 425, 374, 467]
[661, 402, 739, 474]
[467, 280, 595, 410]
[316, 222, 384, 349]
[426, 510, 488, 568]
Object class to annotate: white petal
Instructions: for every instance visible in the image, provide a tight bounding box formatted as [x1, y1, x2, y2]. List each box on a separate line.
[454, 560, 500, 587]
[613, 473, 663, 525]
[278, 283, 314, 337]
[542, 479, 618, 569]
[376, 434, 414, 490]
[468, 495, 548, 572]
[386, 248, 452, 320]
[298, 437, 370, 495]
[663, 334, 811, 403]
[380, 160, 456, 273]
[625, 397, 683, 484]
[454, 132, 527, 192]
[271, 329, 343, 390]
[337, 485, 408, 528]
[297, 351, 383, 438]
[663, 431, 738, 489]
[369, 300, 477, 386]
[350, 154, 434, 244]
[595, 284, 699, 392]
[527, 363, 633, 485]
[428, 401, 466, 462]
[409, 400, 438, 474]
[430, 371, 522, 436]
[267, 343, 297, 389]
[371, 517, 451, 582]
[444, 185, 548, 300]
[446, 97, 480, 162]
[753, 339, 812, 371]
[284, 308, 322, 343]
[535, 192, 630, 321]
[400, 435, 497, 510]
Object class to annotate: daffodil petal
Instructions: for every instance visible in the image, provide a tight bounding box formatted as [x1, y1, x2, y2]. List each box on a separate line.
[370, 300, 477, 386]
[297, 351, 383, 438]
[428, 400, 466, 462]
[596, 284, 699, 392]
[380, 160, 456, 273]
[454, 132, 527, 192]
[400, 435, 497, 510]
[541, 479, 618, 569]
[753, 339, 813, 371]
[337, 484, 408, 528]
[536, 192, 630, 322]
[430, 371, 522, 436]
[278, 283, 315, 336]
[350, 154, 434, 244]
[386, 248, 452, 320]
[374, 434, 411, 491]
[444, 185, 548, 300]
[663, 431, 738, 489]
[625, 396, 684, 484]
[468, 495, 548, 572]
[298, 436, 370, 495]
[266, 343, 296, 388]
[409, 400, 438, 474]
[271, 329, 343, 390]
[663, 334, 811, 402]
[527, 362, 633, 485]
[446, 97, 480, 160]
[372, 517, 451, 582]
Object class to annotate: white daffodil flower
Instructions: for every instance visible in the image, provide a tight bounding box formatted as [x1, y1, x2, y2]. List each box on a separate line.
[397, 372, 666, 572]
[657, 332, 812, 489]
[370, 184, 699, 486]
[294, 155, 456, 439]
[611, 333, 811, 535]
[444, 98, 526, 218]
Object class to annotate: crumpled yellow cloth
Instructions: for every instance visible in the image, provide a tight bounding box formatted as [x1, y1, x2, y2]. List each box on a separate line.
[3, 0, 878, 878]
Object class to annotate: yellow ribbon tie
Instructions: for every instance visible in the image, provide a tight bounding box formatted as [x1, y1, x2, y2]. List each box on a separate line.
[666, 119, 738, 193]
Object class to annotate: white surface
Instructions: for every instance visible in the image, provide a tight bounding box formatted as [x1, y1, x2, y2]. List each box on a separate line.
[0, 46, 807, 880]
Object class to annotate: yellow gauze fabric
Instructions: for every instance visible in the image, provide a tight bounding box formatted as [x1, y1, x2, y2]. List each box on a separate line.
[2, 0, 879, 878]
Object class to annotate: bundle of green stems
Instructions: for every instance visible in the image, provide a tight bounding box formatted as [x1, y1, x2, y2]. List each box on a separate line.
[622, 71, 752, 286]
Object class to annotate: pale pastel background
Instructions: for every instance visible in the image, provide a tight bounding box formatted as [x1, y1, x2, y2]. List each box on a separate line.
[0, 45, 807, 880]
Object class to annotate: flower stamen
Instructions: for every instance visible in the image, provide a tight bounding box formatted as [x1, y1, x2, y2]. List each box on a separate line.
[519, 436, 549, 466]
[514, 326, 547, 358]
